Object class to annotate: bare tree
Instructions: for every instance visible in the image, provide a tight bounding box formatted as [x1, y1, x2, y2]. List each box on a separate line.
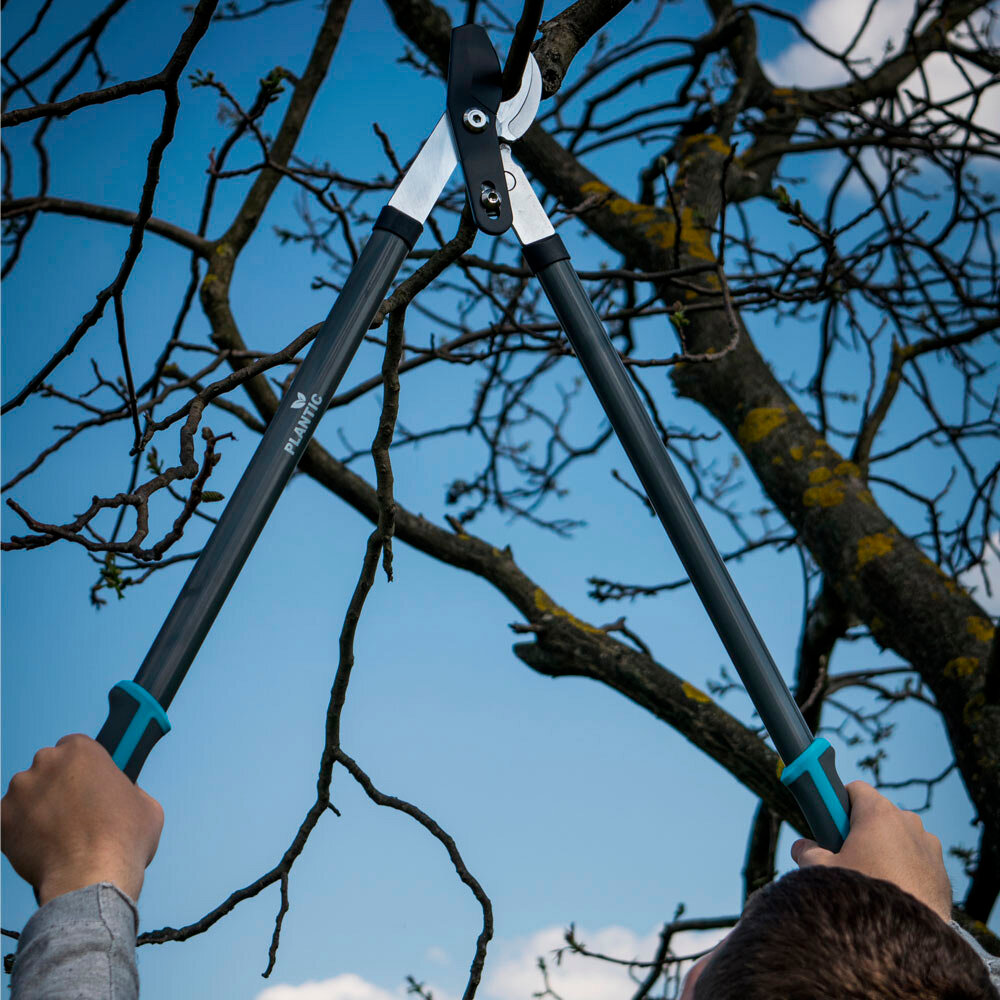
[2, 0, 998, 994]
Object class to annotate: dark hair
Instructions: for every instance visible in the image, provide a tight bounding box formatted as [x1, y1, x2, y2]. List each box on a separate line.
[694, 866, 997, 1000]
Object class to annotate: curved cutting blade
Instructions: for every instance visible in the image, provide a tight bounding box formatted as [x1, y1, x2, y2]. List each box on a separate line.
[496, 54, 541, 141]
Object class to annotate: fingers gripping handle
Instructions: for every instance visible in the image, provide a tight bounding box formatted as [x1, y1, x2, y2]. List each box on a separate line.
[780, 738, 850, 851]
[96, 680, 171, 782]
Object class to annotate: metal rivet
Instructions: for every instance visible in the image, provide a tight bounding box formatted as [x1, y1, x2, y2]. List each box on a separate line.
[480, 185, 502, 216]
[463, 108, 489, 133]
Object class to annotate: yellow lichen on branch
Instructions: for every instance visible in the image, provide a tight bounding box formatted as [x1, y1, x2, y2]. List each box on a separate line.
[578, 181, 716, 263]
[857, 533, 894, 569]
[737, 407, 787, 445]
[682, 681, 712, 704]
[533, 588, 602, 634]
[677, 132, 732, 159]
[803, 482, 846, 508]
[645, 207, 716, 262]
[967, 616, 995, 643]
[945, 656, 980, 678]
[802, 456, 868, 511]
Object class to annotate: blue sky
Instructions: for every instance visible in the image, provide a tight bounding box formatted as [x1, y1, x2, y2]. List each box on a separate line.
[2, 1, 997, 998]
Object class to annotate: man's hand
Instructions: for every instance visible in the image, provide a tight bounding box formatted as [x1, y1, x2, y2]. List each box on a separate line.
[1, 734, 164, 905]
[791, 780, 952, 921]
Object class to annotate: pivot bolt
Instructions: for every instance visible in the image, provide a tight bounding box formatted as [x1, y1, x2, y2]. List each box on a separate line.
[463, 108, 489, 133]
[480, 184, 502, 216]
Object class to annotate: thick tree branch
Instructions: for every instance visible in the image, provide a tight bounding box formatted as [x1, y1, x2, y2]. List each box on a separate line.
[382, 0, 1000, 919]
[532, 0, 632, 97]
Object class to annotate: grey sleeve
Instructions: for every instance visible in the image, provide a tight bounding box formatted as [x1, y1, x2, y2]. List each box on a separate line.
[10, 883, 140, 1000]
[950, 921, 1000, 994]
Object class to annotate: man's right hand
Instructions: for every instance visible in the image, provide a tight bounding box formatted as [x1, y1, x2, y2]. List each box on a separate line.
[1, 734, 164, 905]
[790, 780, 953, 921]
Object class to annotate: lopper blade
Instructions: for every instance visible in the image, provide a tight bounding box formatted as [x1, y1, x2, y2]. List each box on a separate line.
[497, 54, 541, 141]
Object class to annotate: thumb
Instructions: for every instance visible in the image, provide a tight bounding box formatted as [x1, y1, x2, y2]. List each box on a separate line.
[791, 838, 834, 868]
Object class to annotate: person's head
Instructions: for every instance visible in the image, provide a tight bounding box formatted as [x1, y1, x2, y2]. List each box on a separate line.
[684, 866, 996, 1000]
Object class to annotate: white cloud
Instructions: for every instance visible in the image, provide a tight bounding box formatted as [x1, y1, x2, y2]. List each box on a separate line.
[425, 945, 450, 966]
[766, 0, 918, 88]
[767, 0, 918, 88]
[254, 924, 731, 1000]
[764, 0, 999, 132]
[255, 973, 401, 1000]
[481, 924, 730, 1000]
[959, 532, 1000, 617]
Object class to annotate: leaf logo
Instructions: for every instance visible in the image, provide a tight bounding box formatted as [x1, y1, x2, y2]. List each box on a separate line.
[290, 392, 307, 410]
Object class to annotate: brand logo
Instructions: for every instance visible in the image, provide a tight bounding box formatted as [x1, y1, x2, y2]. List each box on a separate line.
[283, 392, 324, 455]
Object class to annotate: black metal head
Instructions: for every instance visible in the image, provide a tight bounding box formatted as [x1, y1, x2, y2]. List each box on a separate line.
[446, 25, 512, 236]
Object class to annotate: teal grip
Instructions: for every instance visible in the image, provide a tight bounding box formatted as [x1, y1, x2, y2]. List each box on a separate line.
[780, 737, 850, 851]
[95, 680, 171, 782]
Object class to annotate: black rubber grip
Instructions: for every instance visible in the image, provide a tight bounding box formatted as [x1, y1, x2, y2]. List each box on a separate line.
[123, 720, 167, 782]
[96, 683, 134, 755]
[523, 234, 570, 274]
[374, 206, 423, 251]
[783, 743, 850, 851]
[96, 681, 170, 782]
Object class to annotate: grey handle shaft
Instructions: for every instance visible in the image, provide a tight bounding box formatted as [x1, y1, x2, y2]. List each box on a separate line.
[534, 258, 814, 764]
[133, 225, 411, 710]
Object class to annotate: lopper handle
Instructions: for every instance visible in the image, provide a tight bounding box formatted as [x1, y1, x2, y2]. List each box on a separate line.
[92, 208, 421, 782]
[96, 680, 171, 782]
[522, 242, 852, 851]
[780, 737, 850, 851]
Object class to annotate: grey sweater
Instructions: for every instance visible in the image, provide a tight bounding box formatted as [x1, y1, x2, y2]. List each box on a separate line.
[962, 924, 1000, 995]
[8, 885, 1000, 997]
[10, 884, 139, 999]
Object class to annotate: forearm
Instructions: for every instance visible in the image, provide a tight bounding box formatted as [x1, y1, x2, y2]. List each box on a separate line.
[10, 883, 140, 1000]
